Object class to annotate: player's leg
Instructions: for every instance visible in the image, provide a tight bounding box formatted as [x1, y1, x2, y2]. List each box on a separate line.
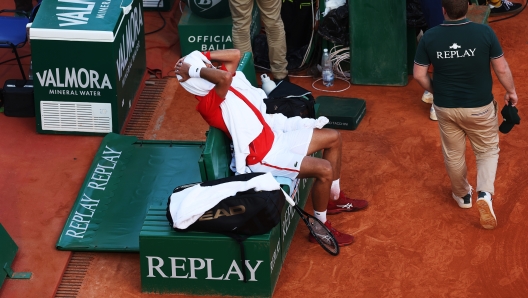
[307, 128, 368, 213]
[306, 128, 341, 180]
[298, 156, 354, 246]
[297, 156, 332, 211]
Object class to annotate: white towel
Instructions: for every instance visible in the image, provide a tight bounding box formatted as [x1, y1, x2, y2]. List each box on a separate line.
[169, 172, 281, 229]
[177, 51, 215, 96]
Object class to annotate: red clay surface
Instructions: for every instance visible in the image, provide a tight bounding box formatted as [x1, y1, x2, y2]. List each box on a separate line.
[1, 1, 527, 297]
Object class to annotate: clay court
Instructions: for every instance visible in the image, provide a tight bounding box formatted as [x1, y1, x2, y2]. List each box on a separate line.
[1, 1, 527, 297]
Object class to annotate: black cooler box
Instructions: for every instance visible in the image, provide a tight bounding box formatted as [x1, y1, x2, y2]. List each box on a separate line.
[1, 80, 35, 117]
[315, 96, 366, 130]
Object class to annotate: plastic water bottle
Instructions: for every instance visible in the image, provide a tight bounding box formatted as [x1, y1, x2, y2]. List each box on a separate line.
[321, 48, 329, 69]
[261, 73, 277, 95]
[322, 49, 334, 87]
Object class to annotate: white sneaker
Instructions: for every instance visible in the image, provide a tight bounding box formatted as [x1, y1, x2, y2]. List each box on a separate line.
[452, 187, 472, 209]
[430, 105, 438, 121]
[422, 90, 433, 104]
[476, 191, 497, 229]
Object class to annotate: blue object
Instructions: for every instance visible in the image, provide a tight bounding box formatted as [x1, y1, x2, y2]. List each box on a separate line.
[0, 3, 40, 80]
[420, 0, 444, 29]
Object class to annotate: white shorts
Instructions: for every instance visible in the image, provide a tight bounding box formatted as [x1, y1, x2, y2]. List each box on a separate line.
[248, 128, 313, 179]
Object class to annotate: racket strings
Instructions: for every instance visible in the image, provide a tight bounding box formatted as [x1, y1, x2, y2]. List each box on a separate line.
[307, 218, 338, 254]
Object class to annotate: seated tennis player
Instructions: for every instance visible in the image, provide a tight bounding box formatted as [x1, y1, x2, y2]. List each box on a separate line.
[175, 49, 367, 246]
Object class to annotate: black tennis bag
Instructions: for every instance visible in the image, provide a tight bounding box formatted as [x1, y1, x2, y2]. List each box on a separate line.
[166, 173, 286, 282]
[264, 81, 316, 119]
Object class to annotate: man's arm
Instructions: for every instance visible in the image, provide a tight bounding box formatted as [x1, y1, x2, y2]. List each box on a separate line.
[175, 49, 241, 98]
[491, 56, 518, 106]
[207, 49, 241, 74]
[413, 63, 433, 93]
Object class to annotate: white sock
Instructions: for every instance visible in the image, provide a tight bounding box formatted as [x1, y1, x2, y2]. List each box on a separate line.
[314, 210, 327, 224]
[330, 179, 340, 200]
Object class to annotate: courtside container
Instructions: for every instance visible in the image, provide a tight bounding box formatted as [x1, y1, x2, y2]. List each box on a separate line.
[30, 0, 146, 135]
[178, 5, 260, 56]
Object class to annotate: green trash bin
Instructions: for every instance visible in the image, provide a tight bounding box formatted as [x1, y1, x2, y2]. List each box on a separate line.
[349, 1, 408, 86]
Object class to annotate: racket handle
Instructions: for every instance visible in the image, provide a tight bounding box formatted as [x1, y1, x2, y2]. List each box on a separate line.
[281, 189, 296, 206]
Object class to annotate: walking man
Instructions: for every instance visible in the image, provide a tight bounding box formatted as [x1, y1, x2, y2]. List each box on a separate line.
[413, 0, 518, 229]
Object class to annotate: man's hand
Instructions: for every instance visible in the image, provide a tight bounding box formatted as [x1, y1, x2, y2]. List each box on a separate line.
[505, 91, 518, 107]
[175, 58, 191, 82]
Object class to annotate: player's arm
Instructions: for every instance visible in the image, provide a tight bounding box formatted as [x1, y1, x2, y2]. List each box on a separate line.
[413, 63, 433, 93]
[176, 59, 233, 98]
[206, 49, 241, 74]
[491, 56, 518, 106]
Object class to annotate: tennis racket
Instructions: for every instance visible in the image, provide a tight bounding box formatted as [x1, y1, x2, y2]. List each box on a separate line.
[281, 190, 339, 256]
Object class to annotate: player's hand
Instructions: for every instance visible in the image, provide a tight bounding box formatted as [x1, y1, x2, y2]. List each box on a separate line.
[505, 91, 518, 107]
[175, 58, 191, 82]
[315, 116, 329, 129]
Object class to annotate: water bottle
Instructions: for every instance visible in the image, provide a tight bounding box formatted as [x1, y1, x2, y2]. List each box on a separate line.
[321, 48, 329, 69]
[261, 73, 277, 95]
[322, 49, 334, 87]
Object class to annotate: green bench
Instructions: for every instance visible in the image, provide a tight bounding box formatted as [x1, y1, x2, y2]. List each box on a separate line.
[139, 52, 320, 297]
[139, 129, 318, 297]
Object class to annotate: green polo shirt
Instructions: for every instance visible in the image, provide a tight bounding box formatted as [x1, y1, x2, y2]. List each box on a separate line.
[414, 18, 503, 108]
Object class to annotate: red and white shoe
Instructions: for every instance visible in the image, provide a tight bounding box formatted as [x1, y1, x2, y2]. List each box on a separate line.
[308, 220, 354, 247]
[327, 191, 368, 215]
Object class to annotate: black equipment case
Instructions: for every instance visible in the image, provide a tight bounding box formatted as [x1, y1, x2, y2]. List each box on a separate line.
[1, 80, 35, 117]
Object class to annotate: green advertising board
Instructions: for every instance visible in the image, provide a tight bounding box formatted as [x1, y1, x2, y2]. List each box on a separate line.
[30, 0, 146, 135]
[178, 5, 260, 56]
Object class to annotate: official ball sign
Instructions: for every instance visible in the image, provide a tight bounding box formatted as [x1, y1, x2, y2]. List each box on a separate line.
[188, 0, 231, 19]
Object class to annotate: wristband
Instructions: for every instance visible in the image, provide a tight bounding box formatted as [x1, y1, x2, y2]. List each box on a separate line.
[201, 51, 211, 61]
[189, 65, 202, 78]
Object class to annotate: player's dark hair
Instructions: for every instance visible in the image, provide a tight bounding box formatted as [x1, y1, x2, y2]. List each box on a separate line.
[442, 0, 468, 19]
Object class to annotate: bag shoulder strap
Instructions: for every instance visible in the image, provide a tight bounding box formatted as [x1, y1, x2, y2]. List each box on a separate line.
[224, 232, 250, 283]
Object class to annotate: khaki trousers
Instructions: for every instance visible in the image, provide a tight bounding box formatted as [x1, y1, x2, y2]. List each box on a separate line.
[228, 0, 288, 80]
[434, 101, 500, 197]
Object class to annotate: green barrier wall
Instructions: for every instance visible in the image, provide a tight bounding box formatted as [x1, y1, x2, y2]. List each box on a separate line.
[349, 1, 408, 86]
